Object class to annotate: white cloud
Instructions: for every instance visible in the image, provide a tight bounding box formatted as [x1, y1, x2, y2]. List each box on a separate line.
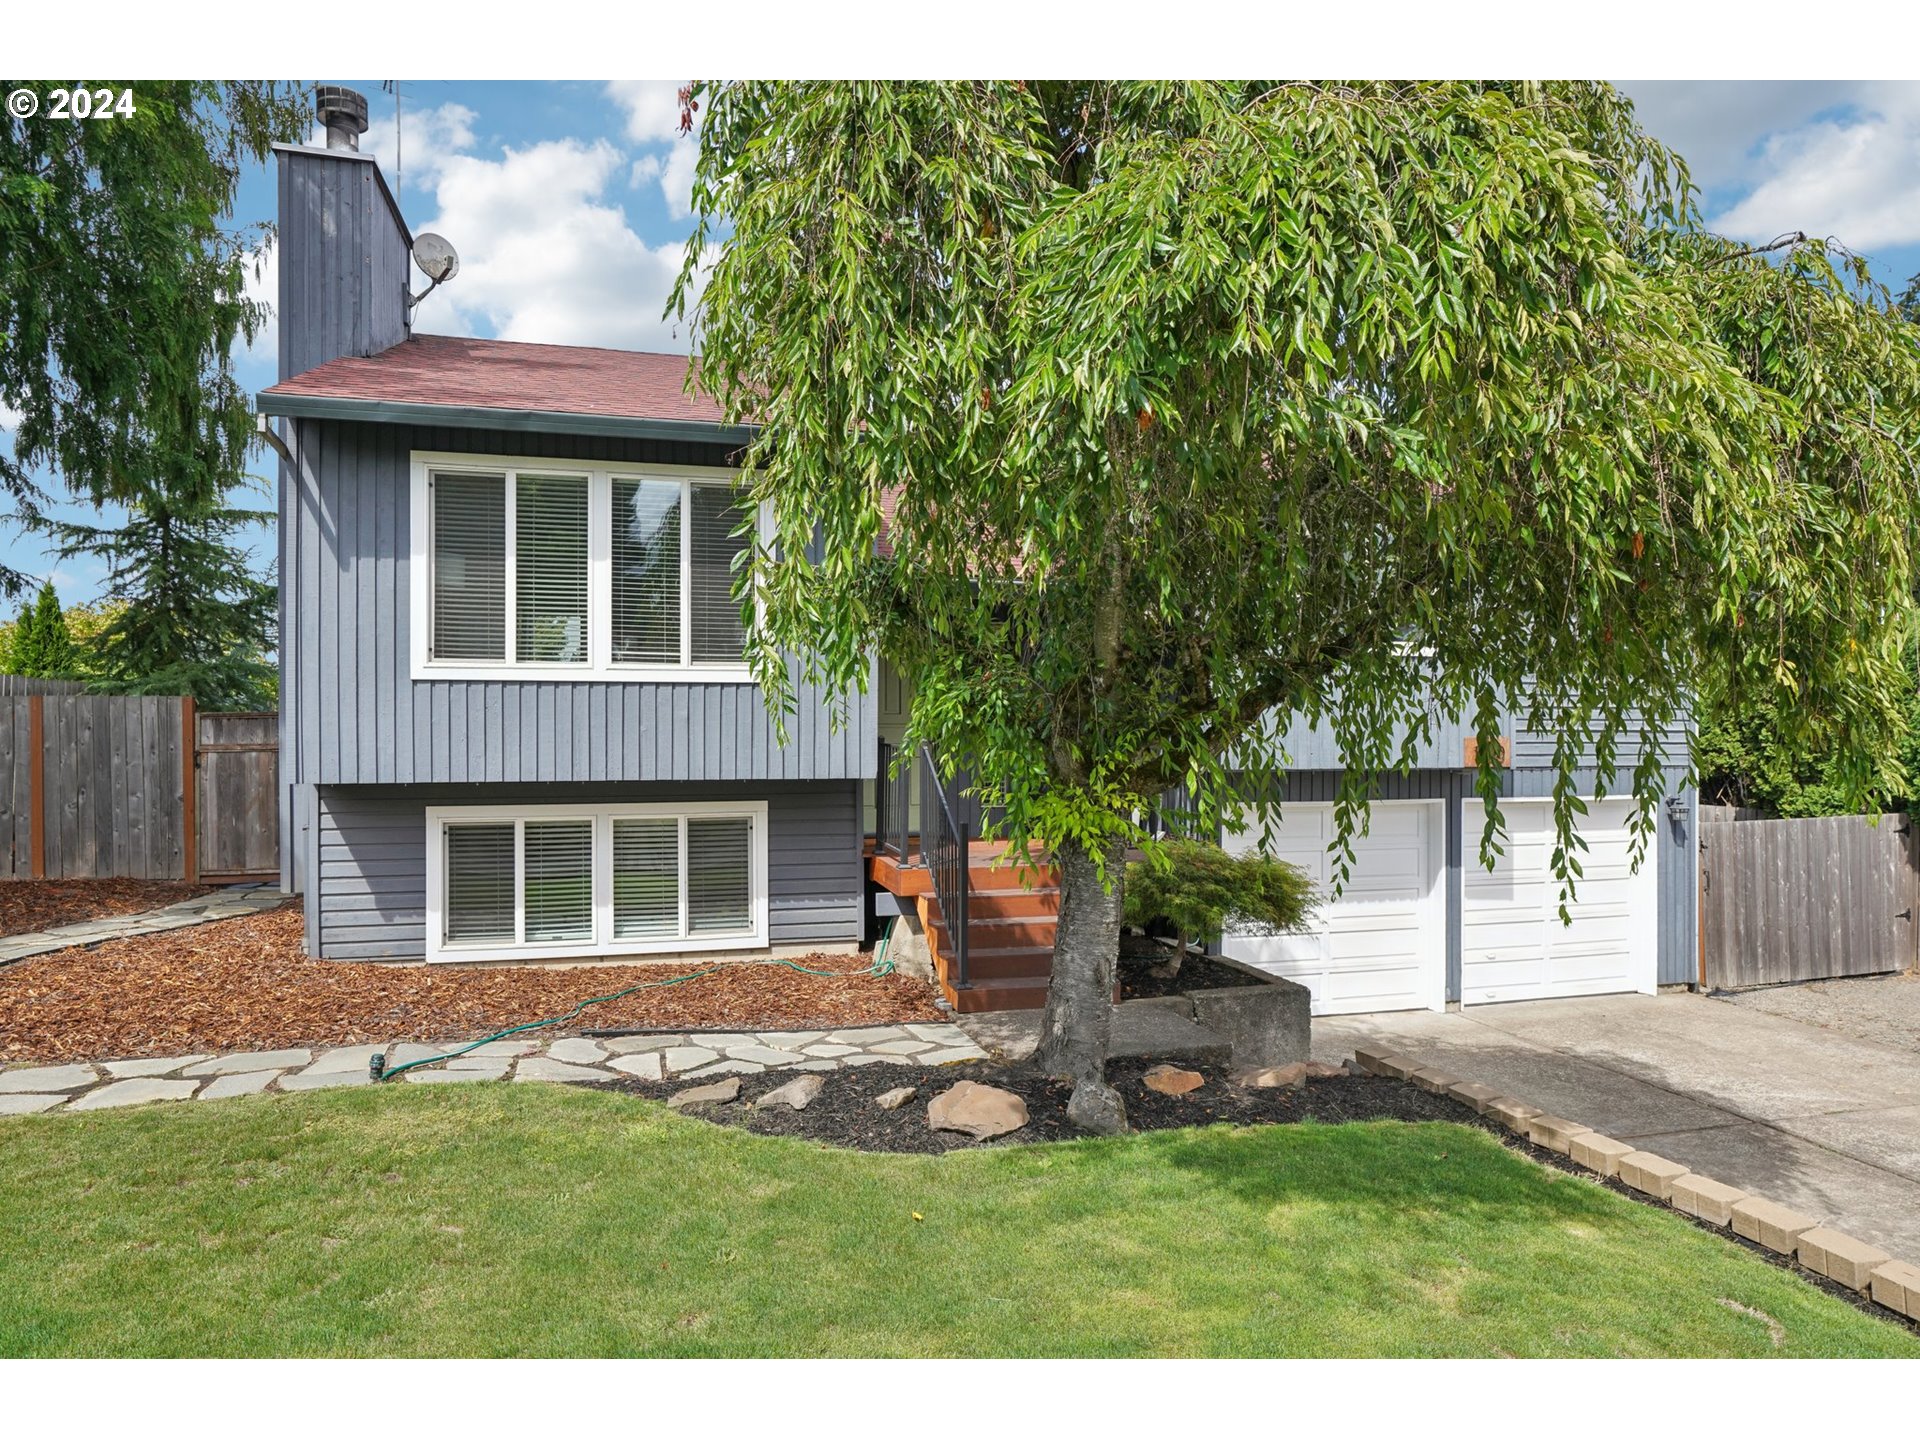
[1619, 80, 1920, 256]
[362, 101, 477, 194]
[412, 131, 709, 351]
[1618, 81, 1861, 192]
[0, 400, 22, 432]
[605, 80, 700, 220]
[605, 81, 688, 144]
[1710, 85, 1920, 253]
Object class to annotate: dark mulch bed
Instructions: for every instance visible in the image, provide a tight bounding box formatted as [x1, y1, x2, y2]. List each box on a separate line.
[603, 1056, 1919, 1332]
[1117, 934, 1266, 1001]
[0, 879, 218, 939]
[0, 904, 942, 1065]
[605, 1055, 1464, 1154]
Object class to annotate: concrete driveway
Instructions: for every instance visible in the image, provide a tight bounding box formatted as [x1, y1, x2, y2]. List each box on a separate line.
[1311, 991, 1920, 1260]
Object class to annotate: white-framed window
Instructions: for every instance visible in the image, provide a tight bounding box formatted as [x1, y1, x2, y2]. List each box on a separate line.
[409, 451, 760, 681]
[424, 800, 768, 962]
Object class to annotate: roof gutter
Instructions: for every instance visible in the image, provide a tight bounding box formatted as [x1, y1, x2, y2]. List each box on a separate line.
[255, 391, 758, 448]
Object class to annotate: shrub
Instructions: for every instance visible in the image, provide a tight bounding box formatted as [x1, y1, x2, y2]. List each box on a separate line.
[1122, 838, 1316, 977]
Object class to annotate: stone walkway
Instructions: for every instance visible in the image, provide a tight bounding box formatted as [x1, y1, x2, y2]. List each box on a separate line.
[0, 1022, 989, 1115]
[0, 883, 292, 967]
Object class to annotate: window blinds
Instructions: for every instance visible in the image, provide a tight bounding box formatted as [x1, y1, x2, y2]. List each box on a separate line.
[522, 819, 593, 942]
[686, 815, 752, 933]
[611, 817, 679, 939]
[515, 474, 590, 664]
[444, 823, 515, 944]
[432, 474, 507, 660]
[690, 485, 750, 663]
[612, 477, 681, 663]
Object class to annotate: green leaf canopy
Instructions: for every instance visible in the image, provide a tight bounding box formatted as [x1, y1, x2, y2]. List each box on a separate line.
[678, 81, 1920, 880]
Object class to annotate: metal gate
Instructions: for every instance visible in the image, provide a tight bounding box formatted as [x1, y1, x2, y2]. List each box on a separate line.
[1700, 811, 1918, 989]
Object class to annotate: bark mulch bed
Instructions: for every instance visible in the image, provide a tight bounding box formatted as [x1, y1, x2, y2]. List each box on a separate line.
[0, 903, 942, 1065]
[0, 879, 219, 939]
[606, 1057, 1464, 1153]
[1117, 934, 1267, 1002]
[603, 1056, 1919, 1332]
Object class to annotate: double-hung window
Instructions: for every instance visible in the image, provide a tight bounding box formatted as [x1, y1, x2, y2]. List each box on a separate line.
[426, 800, 767, 961]
[413, 454, 756, 680]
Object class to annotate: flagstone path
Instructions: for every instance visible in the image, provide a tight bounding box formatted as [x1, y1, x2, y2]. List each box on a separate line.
[0, 883, 291, 967]
[0, 1023, 990, 1115]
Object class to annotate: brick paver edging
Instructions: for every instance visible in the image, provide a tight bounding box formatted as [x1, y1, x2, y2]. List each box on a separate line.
[1350, 1044, 1920, 1330]
[0, 1023, 989, 1118]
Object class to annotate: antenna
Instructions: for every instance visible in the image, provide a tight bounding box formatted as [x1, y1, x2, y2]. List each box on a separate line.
[408, 233, 460, 314]
[382, 80, 402, 196]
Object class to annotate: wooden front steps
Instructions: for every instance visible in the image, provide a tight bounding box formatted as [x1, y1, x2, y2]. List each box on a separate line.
[869, 841, 1060, 1012]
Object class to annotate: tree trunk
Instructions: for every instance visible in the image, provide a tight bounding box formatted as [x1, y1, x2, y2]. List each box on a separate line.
[1034, 833, 1127, 1131]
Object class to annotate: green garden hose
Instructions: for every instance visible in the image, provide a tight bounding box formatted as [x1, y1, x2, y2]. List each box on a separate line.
[374, 917, 897, 1082]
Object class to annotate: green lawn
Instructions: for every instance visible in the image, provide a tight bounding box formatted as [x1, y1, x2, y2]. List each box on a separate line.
[1, 1085, 1913, 1357]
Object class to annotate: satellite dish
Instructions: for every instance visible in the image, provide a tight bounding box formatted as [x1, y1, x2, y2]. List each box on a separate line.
[412, 233, 460, 283]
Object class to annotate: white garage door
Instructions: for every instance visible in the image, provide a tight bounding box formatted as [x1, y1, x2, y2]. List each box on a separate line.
[1460, 797, 1657, 1006]
[1221, 802, 1444, 1015]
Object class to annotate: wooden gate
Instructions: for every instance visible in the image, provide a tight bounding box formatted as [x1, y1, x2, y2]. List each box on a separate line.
[1700, 811, 1918, 989]
[194, 710, 279, 883]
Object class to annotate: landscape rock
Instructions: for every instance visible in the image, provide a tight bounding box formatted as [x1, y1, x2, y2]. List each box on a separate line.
[875, 1086, 918, 1111]
[608, 1052, 664, 1080]
[667, 1076, 742, 1109]
[1142, 1064, 1205, 1096]
[1066, 1079, 1129, 1135]
[545, 1037, 608, 1064]
[928, 1080, 1030, 1139]
[757, 1074, 826, 1111]
[1233, 1061, 1306, 1089]
[1305, 1061, 1346, 1079]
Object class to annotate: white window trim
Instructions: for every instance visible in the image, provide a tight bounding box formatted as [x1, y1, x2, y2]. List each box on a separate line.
[409, 450, 763, 683]
[425, 799, 769, 963]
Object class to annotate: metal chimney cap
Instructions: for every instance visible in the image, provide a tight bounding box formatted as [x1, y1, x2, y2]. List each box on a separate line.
[316, 85, 369, 151]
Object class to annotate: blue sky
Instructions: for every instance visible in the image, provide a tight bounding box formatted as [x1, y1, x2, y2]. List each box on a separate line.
[5, 78, 1920, 611]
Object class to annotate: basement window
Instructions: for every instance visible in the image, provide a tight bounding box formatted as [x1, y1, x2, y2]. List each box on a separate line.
[412, 452, 758, 681]
[426, 801, 767, 962]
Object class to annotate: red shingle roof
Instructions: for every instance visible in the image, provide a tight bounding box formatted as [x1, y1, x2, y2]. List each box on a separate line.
[262, 333, 727, 425]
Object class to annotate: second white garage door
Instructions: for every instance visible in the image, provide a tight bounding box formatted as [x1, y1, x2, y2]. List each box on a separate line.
[1459, 797, 1658, 1006]
[1221, 801, 1444, 1015]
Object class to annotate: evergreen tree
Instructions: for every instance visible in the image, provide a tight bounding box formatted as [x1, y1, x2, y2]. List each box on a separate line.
[0, 81, 308, 592]
[42, 483, 277, 710]
[1, 580, 77, 678]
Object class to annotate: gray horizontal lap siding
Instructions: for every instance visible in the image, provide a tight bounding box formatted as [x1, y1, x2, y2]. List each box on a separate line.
[313, 780, 862, 961]
[282, 418, 875, 790]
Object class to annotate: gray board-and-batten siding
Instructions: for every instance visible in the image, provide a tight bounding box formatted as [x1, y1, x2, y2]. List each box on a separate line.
[274, 144, 412, 383]
[276, 415, 879, 890]
[308, 780, 862, 961]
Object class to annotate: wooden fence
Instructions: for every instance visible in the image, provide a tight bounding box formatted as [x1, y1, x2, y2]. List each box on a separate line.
[0, 693, 279, 883]
[1699, 809, 1918, 989]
